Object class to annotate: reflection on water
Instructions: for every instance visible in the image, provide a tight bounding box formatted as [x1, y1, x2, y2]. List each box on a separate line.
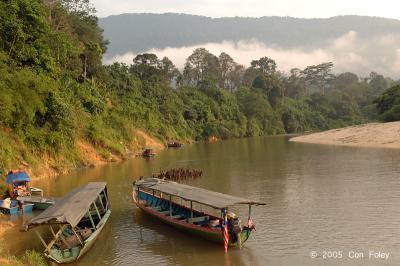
[2, 136, 400, 265]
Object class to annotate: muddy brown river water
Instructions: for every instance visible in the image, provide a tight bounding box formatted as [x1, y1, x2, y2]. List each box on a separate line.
[3, 135, 400, 265]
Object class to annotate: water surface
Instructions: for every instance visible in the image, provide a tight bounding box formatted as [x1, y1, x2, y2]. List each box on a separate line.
[3, 136, 400, 266]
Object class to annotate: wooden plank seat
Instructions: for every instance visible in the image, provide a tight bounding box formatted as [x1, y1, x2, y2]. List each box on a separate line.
[187, 216, 210, 224]
[169, 214, 183, 219]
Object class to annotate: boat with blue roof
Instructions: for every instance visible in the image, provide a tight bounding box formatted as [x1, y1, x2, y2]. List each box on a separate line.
[6, 170, 55, 210]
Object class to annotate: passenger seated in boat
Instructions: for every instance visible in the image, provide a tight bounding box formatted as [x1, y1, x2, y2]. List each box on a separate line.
[190, 216, 210, 225]
[209, 219, 220, 228]
[14, 182, 30, 197]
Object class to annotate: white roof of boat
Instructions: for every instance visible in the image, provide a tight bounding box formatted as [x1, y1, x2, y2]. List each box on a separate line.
[135, 178, 265, 209]
[24, 182, 107, 230]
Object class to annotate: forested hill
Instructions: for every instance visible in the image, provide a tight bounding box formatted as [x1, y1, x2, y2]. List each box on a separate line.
[0, 0, 399, 186]
[99, 13, 400, 55]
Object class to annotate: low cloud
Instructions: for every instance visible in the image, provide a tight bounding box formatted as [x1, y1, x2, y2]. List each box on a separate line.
[104, 31, 400, 78]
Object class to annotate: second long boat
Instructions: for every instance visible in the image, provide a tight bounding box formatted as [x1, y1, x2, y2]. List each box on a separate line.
[132, 178, 265, 250]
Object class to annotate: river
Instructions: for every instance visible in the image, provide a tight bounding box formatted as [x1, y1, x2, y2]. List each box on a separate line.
[3, 135, 400, 265]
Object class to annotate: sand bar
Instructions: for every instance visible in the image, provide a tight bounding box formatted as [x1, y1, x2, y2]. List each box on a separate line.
[290, 122, 400, 149]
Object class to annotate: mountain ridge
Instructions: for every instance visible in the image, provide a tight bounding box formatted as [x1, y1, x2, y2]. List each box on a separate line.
[101, 13, 400, 21]
[99, 13, 400, 56]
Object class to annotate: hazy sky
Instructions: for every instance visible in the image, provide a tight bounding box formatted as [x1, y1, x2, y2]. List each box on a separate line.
[92, 0, 400, 19]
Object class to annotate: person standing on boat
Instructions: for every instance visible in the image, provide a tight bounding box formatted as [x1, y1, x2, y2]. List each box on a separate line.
[227, 212, 243, 247]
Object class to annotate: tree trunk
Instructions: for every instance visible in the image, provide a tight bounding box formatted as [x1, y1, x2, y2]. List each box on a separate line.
[83, 54, 87, 82]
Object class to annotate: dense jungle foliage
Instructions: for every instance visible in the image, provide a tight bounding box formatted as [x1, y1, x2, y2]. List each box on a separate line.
[0, 0, 399, 173]
[374, 85, 400, 122]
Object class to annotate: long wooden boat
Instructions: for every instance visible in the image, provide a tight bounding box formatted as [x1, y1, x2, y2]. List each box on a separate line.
[133, 178, 265, 250]
[23, 182, 111, 264]
[167, 142, 183, 148]
[142, 148, 155, 157]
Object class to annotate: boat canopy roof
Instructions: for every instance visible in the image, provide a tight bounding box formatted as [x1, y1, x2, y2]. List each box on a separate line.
[135, 178, 265, 209]
[24, 182, 107, 230]
[6, 171, 31, 184]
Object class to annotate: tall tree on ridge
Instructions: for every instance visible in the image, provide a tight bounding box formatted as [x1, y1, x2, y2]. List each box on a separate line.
[183, 48, 220, 87]
[250, 56, 277, 76]
[286, 68, 307, 99]
[218, 52, 236, 90]
[301, 62, 334, 95]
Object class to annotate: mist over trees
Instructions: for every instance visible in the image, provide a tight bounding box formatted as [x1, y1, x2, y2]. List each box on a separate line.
[99, 14, 400, 78]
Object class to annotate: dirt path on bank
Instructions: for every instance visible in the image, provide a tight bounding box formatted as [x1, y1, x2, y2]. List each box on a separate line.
[134, 130, 165, 150]
[290, 122, 400, 149]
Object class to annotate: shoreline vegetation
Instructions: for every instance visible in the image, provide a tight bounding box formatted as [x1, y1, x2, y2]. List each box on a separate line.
[290, 122, 400, 149]
[0, 221, 46, 266]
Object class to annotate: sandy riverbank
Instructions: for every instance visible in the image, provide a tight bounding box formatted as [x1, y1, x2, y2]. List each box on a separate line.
[290, 122, 400, 149]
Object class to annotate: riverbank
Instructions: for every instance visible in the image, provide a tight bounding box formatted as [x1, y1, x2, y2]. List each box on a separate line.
[0, 129, 165, 183]
[290, 122, 400, 149]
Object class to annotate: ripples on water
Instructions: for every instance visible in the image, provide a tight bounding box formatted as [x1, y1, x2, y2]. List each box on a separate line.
[3, 136, 400, 266]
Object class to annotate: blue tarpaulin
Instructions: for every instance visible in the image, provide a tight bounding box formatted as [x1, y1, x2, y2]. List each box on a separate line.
[6, 172, 31, 184]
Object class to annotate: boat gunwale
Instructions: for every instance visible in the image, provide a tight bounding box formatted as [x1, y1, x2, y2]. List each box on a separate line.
[77, 209, 111, 260]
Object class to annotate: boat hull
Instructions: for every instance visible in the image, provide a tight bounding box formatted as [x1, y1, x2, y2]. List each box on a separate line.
[0, 206, 19, 215]
[137, 202, 224, 243]
[47, 209, 111, 264]
[21, 203, 34, 213]
[78, 209, 111, 260]
[17, 196, 55, 210]
[167, 143, 183, 148]
[33, 202, 53, 210]
[0, 200, 20, 215]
